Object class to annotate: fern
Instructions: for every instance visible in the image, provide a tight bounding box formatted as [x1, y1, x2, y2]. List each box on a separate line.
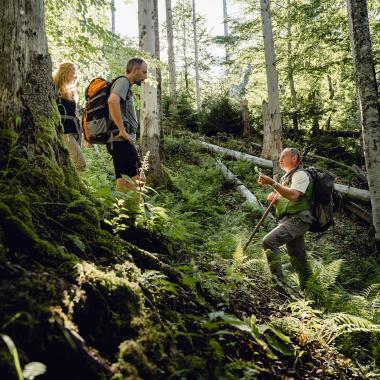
[322, 313, 380, 344]
[360, 283, 380, 299]
[318, 259, 344, 290]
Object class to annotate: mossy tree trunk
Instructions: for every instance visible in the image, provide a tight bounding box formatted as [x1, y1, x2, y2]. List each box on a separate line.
[0, 2, 146, 379]
[0, 0, 64, 164]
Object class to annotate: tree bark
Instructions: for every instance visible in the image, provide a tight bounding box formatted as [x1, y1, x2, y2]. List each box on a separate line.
[261, 99, 271, 158]
[310, 90, 321, 137]
[286, 0, 299, 137]
[182, 15, 189, 91]
[347, 0, 380, 243]
[165, 0, 178, 111]
[260, 0, 283, 178]
[192, 0, 201, 111]
[241, 98, 250, 137]
[0, 0, 63, 164]
[153, 0, 164, 158]
[138, 0, 164, 185]
[153, 0, 162, 122]
[111, 0, 115, 33]
[223, 0, 229, 63]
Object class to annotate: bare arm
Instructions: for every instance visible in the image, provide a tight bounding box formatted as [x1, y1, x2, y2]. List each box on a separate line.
[107, 93, 133, 144]
[258, 174, 303, 202]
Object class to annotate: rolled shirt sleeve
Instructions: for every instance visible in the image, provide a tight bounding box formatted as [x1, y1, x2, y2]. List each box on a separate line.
[290, 171, 309, 194]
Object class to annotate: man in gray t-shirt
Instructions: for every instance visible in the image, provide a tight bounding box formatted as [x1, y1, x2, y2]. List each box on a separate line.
[107, 58, 148, 192]
[110, 76, 138, 139]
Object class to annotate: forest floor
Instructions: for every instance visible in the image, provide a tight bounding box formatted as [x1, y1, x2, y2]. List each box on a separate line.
[1, 129, 378, 380]
[79, 131, 380, 378]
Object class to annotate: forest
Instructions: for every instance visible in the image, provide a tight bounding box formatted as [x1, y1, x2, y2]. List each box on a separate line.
[0, 0, 380, 379]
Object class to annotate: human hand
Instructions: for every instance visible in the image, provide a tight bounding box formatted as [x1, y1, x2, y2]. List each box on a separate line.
[117, 128, 133, 144]
[258, 174, 275, 186]
[267, 192, 279, 203]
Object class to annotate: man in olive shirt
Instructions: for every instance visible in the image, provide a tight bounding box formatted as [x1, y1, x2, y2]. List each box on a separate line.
[107, 57, 147, 192]
[258, 148, 313, 289]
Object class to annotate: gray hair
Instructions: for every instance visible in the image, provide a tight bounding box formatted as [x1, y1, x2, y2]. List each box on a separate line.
[283, 147, 302, 164]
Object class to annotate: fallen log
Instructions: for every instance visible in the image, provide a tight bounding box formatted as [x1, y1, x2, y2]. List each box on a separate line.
[319, 130, 361, 138]
[197, 140, 371, 203]
[334, 183, 370, 203]
[334, 195, 372, 224]
[343, 200, 372, 224]
[214, 159, 261, 207]
[199, 141, 273, 168]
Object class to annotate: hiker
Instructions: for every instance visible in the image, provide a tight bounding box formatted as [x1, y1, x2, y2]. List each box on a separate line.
[107, 57, 147, 192]
[53, 62, 86, 172]
[258, 148, 313, 289]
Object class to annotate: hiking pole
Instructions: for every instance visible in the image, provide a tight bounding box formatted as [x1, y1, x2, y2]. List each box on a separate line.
[243, 198, 277, 253]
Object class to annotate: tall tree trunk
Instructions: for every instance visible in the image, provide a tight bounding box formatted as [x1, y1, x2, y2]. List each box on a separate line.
[241, 98, 250, 137]
[138, 0, 164, 185]
[165, 0, 177, 111]
[111, 0, 115, 33]
[260, 0, 283, 178]
[324, 74, 334, 130]
[262, 100, 271, 157]
[0, 0, 61, 162]
[286, 0, 299, 137]
[153, 0, 161, 119]
[223, 0, 229, 63]
[310, 90, 320, 137]
[192, 0, 201, 111]
[347, 0, 380, 246]
[182, 16, 189, 91]
[153, 0, 164, 157]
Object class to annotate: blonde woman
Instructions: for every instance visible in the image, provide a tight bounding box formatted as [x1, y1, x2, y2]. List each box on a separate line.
[53, 62, 86, 171]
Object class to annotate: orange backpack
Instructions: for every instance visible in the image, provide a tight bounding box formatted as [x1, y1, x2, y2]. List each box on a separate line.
[82, 76, 124, 144]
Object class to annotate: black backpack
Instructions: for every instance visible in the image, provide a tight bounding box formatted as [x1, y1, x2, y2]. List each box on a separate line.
[303, 167, 335, 233]
[82, 76, 129, 144]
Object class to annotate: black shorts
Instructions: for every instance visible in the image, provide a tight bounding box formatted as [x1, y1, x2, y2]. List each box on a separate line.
[107, 140, 141, 179]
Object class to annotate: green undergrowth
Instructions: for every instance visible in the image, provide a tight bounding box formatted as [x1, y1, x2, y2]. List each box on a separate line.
[151, 135, 380, 377]
[1, 127, 379, 379]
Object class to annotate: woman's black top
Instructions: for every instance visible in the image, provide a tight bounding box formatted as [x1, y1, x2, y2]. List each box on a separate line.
[57, 97, 78, 134]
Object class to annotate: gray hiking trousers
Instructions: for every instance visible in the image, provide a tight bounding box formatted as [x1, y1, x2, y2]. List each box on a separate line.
[262, 211, 313, 288]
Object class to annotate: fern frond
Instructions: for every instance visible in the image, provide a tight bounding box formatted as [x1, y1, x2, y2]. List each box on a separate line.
[329, 313, 379, 329]
[322, 312, 380, 344]
[318, 259, 344, 290]
[359, 283, 380, 299]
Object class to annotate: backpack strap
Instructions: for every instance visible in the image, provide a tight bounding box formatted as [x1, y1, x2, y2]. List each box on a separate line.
[111, 76, 133, 100]
[280, 165, 303, 186]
